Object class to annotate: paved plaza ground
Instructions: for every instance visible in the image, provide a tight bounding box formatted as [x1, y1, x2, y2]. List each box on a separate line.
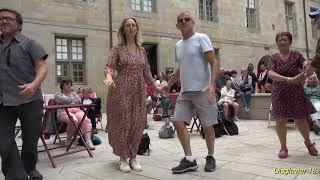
[1, 114, 320, 180]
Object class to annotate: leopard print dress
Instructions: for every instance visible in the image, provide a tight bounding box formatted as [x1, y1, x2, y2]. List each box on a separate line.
[105, 45, 154, 158]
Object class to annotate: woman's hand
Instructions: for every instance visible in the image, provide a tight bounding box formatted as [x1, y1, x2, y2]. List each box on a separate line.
[303, 60, 315, 76]
[154, 83, 164, 94]
[103, 75, 115, 87]
[286, 75, 305, 85]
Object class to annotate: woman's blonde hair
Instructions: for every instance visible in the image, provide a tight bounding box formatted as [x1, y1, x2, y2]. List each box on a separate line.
[117, 17, 141, 47]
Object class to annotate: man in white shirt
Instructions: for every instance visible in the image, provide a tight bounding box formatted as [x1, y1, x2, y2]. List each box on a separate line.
[163, 11, 218, 173]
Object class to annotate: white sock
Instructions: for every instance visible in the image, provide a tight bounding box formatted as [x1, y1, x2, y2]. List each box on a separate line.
[207, 154, 214, 158]
[185, 156, 195, 162]
[120, 158, 127, 162]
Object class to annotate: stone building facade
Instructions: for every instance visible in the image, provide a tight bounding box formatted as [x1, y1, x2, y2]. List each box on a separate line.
[1, 0, 320, 104]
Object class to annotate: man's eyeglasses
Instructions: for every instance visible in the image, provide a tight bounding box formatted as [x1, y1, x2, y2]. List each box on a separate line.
[177, 17, 191, 23]
[0, 17, 17, 23]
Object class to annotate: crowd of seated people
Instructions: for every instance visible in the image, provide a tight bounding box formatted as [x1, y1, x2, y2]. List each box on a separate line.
[216, 63, 259, 113]
[147, 73, 181, 121]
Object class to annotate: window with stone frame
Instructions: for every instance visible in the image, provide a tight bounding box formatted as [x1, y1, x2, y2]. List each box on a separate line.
[311, 7, 320, 39]
[285, 1, 298, 37]
[199, 0, 218, 22]
[55, 37, 86, 84]
[246, 0, 259, 29]
[131, 0, 156, 13]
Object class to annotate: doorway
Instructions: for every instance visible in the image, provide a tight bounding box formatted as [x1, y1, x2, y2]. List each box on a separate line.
[143, 43, 158, 76]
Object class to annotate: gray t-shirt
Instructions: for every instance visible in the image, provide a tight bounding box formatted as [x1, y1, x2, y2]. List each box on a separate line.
[0, 32, 48, 106]
[175, 33, 213, 92]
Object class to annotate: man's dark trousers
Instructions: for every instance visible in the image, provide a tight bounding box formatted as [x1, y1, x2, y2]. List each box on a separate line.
[0, 100, 42, 180]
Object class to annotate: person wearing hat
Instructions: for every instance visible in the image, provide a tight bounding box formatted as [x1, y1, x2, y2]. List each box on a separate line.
[305, 8, 320, 74]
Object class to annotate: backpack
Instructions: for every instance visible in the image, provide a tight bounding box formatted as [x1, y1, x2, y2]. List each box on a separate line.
[224, 120, 239, 135]
[78, 134, 102, 146]
[158, 119, 175, 139]
[137, 133, 151, 155]
[201, 119, 238, 139]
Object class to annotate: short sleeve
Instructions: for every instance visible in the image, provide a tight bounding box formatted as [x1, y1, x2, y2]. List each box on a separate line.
[296, 51, 305, 69]
[199, 34, 213, 53]
[105, 46, 119, 77]
[27, 40, 48, 62]
[270, 55, 277, 72]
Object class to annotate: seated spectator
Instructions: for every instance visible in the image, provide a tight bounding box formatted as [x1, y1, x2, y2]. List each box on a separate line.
[305, 74, 320, 135]
[54, 80, 95, 149]
[216, 67, 231, 100]
[81, 88, 102, 134]
[218, 80, 240, 121]
[258, 64, 273, 93]
[239, 69, 253, 111]
[87, 87, 97, 98]
[230, 70, 240, 95]
[247, 63, 257, 93]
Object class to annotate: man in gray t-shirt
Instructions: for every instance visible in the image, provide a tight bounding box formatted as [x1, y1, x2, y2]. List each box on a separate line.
[164, 11, 218, 174]
[0, 8, 47, 180]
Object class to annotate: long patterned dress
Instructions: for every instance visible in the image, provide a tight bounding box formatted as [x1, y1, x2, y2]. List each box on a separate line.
[105, 45, 154, 159]
[270, 50, 315, 119]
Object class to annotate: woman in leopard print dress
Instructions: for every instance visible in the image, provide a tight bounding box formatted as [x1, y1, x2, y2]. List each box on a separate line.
[104, 17, 160, 173]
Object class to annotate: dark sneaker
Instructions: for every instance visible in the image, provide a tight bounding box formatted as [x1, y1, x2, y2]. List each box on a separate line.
[29, 169, 43, 180]
[204, 155, 216, 172]
[172, 157, 198, 174]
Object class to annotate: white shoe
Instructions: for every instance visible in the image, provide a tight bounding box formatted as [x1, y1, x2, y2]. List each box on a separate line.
[119, 159, 131, 173]
[86, 141, 95, 150]
[129, 158, 142, 171]
[245, 107, 250, 112]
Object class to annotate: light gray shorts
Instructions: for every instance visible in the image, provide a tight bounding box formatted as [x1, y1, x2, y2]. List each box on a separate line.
[172, 91, 218, 128]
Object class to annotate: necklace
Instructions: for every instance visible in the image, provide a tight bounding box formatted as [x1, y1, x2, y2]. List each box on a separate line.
[126, 46, 138, 60]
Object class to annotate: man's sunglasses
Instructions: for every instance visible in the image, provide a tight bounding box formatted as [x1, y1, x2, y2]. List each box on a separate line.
[177, 17, 191, 23]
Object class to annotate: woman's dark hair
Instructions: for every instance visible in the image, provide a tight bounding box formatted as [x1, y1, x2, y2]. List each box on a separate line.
[275, 32, 292, 43]
[0, 8, 23, 25]
[224, 71, 232, 77]
[230, 70, 237, 75]
[60, 79, 72, 90]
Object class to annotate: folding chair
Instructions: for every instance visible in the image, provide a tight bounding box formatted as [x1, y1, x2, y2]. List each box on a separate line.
[189, 115, 201, 133]
[15, 125, 21, 138]
[168, 93, 179, 117]
[45, 99, 66, 144]
[217, 105, 230, 136]
[40, 103, 95, 168]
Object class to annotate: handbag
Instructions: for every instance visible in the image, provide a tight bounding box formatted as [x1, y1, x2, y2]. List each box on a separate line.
[158, 118, 175, 139]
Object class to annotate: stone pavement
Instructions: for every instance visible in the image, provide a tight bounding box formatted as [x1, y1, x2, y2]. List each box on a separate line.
[1, 114, 320, 180]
